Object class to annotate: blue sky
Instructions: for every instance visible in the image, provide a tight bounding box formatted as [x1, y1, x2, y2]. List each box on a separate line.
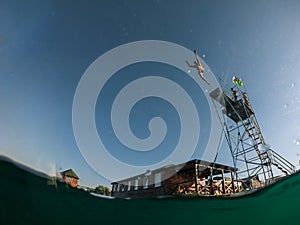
[1, 0, 300, 187]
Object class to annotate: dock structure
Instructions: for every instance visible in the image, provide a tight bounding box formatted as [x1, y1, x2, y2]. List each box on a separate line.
[111, 160, 239, 198]
[210, 82, 295, 187]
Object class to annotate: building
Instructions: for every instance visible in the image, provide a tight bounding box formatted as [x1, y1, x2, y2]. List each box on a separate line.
[111, 159, 242, 198]
[111, 83, 295, 199]
[60, 169, 79, 188]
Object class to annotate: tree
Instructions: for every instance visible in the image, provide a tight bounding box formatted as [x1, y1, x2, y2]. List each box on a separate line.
[93, 185, 111, 196]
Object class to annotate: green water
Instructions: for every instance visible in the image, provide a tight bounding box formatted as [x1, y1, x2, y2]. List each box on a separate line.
[0, 157, 299, 225]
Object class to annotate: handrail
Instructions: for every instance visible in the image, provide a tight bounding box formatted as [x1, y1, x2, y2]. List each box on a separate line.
[269, 149, 295, 174]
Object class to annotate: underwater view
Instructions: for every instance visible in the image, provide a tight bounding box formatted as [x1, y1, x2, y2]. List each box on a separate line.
[1, 156, 300, 225]
[1, 0, 300, 224]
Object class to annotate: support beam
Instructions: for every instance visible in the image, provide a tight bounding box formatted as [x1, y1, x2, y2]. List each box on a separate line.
[194, 163, 199, 195]
[231, 171, 235, 193]
[221, 169, 226, 194]
[210, 167, 214, 195]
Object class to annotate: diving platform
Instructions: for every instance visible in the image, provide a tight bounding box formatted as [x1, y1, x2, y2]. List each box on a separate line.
[209, 87, 253, 123]
[210, 83, 295, 186]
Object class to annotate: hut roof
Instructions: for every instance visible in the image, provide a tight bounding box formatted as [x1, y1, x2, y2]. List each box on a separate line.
[61, 169, 79, 179]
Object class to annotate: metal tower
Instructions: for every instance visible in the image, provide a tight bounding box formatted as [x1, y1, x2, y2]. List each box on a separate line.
[210, 82, 295, 188]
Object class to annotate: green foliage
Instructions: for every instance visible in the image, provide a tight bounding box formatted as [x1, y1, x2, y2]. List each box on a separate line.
[93, 185, 111, 196]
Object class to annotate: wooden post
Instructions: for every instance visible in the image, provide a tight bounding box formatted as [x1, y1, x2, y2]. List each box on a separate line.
[195, 163, 199, 195]
[210, 167, 214, 195]
[231, 171, 235, 193]
[221, 169, 226, 195]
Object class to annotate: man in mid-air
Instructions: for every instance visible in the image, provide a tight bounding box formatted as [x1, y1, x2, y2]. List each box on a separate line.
[185, 50, 209, 85]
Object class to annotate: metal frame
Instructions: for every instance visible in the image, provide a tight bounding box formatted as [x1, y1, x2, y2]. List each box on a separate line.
[210, 82, 295, 189]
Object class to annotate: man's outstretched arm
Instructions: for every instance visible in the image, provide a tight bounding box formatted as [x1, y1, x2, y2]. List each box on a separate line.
[193, 50, 201, 64]
[185, 60, 196, 68]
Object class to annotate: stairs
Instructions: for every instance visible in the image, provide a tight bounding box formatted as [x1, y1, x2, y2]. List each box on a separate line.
[268, 149, 295, 176]
[273, 163, 288, 175]
[238, 99, 294, 179]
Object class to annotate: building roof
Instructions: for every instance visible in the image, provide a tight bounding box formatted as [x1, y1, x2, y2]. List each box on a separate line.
[112, 159, 236, 184]
[61, 169, 79, 179]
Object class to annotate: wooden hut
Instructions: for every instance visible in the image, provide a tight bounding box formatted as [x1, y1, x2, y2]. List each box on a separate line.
[111, 159, 239, 198]
[60, 169, 79, 188]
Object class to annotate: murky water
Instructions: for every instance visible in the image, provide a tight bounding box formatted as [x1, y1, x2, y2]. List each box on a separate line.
[0, 156, 299, 225]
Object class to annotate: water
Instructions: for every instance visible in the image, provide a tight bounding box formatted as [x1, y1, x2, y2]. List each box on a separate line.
[0, 156, 299, 225]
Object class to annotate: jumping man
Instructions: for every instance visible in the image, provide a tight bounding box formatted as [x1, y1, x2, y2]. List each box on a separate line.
[185, 50, 209, 85]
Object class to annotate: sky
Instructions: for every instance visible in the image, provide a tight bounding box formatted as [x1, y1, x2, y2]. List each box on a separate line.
[1, 0, 300, 188]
